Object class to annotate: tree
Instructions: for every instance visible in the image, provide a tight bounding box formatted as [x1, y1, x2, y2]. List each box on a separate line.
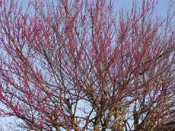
[0, 0, 175, 130]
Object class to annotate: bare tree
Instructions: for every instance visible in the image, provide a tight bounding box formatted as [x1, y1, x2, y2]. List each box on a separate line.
[0, 0, 175, 130]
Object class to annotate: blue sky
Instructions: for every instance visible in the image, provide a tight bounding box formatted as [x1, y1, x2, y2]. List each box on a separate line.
[115, 0, 171, 17]
[20, 0, 171, 17]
